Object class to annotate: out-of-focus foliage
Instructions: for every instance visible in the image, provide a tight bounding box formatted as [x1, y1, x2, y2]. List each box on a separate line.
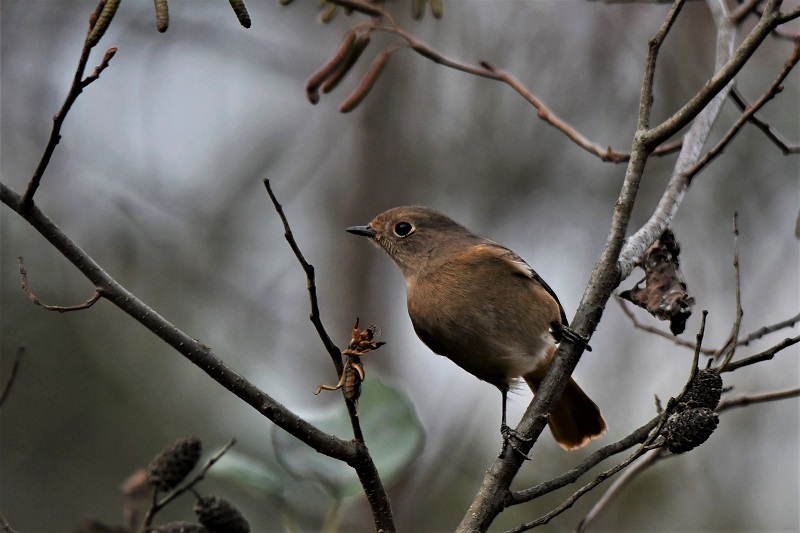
[1, 1, 797, 531]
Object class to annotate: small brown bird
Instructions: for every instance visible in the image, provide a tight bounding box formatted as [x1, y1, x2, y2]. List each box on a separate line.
[347, 206, 606, 450]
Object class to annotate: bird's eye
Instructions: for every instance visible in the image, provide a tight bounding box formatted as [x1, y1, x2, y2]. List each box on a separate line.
[393, 222, 414, 237]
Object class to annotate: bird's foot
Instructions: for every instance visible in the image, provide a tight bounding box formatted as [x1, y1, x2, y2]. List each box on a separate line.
[500, 424, 532, 460]
[553, 323, 592, 352]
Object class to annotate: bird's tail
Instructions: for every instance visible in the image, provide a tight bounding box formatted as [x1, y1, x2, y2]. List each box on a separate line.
[524, 367, 607, 451]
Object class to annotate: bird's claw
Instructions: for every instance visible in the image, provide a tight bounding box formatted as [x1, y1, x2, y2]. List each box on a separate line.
[500, 424, 532, 460]
[554, 323, 592, 352]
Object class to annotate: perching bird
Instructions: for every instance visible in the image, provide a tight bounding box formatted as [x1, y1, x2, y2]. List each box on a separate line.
[347, 206, 606, 451]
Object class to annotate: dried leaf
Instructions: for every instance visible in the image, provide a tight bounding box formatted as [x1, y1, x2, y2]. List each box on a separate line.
[619, 229, 694, 335]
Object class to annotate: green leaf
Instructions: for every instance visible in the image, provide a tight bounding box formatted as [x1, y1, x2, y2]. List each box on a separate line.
[272, 379, 423, 500]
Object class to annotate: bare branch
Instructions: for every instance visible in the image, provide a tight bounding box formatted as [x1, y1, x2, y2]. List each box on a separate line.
[618, 296, 800, 355]
[639, 0, 688, 131]
[642, 0, 782, 148]
[20, 0, 119, 209]
[729, 88, 800, 153]
[717, 387, 800, 410]
[262, 180, 343, 374]
[619, 0, 739, 278]
[720, 335, 800, 372]
[0, 348, 25, 409]
[718, 213, 744, 369]
[730, 0, 765, 23]
[508, 416, 660, 505]
[576, 448, 669, 532]
[262, 179, 394, 530]
[0, 513, 18, 533]
[1, 180, 357, 461]
[685, 40, 800, 181]
[507, 446, 658, 532]
[359, 24, 635, 163]
[779, 5, 800, 23]
[19, 256, 103, 312]
[736, 312, 800, 345]
[456, 4, 689, 529]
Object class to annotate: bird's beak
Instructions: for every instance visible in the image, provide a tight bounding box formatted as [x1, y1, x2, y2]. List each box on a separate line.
[346, 225, 376, 237]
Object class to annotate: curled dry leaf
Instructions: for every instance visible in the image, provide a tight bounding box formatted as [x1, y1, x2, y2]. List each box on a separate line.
[619, 229, 695, 335]
[314, 318, 385, 412]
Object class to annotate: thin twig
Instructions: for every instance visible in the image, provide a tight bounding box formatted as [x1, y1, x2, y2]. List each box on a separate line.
[717, 387, 800, 410]
[529, 312, 704, 532]
[457, 3, 691, 529]
[506, 446, 657, 532]
[735, 312, 800, 345]
[364, 24, 641, 163]
[262, 180, 366, 443]
[20, 0, 117, 209]
[718, 213, 744, 369]
[639, 0, 688, 131]
[618, 0, 793, 279]
[1, 180, 359, 464]
[615, 295, 704, 351]
[729, 88, 800, 154]
[0, 348, 25, 408]
[19, 257, 103, 312]
[685, 40, 800, 181]
[730, 0, 765, 23]
[576, 448, 669, 533]
[720, 335, 800, 372]
[508, 416, 661, 504]
[0, 513, 18, 533]
[263, 180, 342, 372]
[139, 439, 237, 532]
[617, 296, 800, 354]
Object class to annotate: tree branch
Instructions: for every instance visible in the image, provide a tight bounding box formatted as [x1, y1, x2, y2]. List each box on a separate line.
[2, 180, 396, 532]
[19, 0, 118, 210]
[507, 416, 660, 505]
[719, 335, 800, 372]
[456, 4, 685, 530]
[716, 387, 800, 410]
[684, 39, 800, 181]
[729, 87, 800, 154]
[19, 256, 102, 312]
[263, 180, 367, 443]
[0, 348, 26, 409]
[618, 0, 739, 277]
[2, 181, 355, 461]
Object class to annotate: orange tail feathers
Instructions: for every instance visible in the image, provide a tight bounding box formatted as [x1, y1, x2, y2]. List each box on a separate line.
[524, 374, 607, 451]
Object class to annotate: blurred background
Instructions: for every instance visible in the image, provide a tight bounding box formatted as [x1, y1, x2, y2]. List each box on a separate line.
[2, 1, 798, 531]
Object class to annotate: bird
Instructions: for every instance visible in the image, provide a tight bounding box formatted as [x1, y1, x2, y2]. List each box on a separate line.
[347, 206, 606, 451]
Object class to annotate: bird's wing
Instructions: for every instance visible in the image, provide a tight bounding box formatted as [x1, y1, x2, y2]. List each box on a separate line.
[477, 241, 570, 327]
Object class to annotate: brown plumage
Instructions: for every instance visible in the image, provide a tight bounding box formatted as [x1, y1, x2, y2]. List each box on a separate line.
[347, 206, 606, 450]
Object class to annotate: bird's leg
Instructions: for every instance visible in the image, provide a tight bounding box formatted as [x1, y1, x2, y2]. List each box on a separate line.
[499, 390, 532, 460]
[552, 321, 592, 352]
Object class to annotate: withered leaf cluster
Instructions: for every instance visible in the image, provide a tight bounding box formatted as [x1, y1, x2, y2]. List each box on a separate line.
[620, 229, 695, 335]
[315, 318, 385, 411]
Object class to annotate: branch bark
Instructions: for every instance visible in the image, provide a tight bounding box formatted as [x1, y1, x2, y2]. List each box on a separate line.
[0, 181, 396, 532]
